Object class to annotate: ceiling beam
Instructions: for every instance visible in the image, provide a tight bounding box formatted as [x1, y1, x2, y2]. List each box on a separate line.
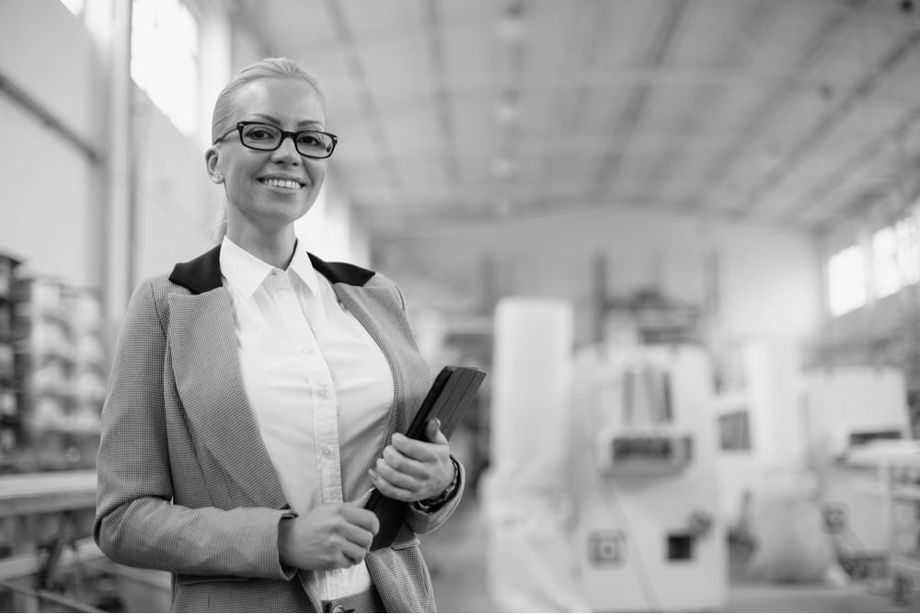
[777, 107, 920, 225]
[727, 27, 920, 219]
[680, 0, 868, 215]
[642, 0, 779, 194]
[425, 0, 459, 187]
[323, 0, 402, 195]
[589, 0, 692, 196]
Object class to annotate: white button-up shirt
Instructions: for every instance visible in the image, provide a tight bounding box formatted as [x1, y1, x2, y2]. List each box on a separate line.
[220, 237, 394, 599]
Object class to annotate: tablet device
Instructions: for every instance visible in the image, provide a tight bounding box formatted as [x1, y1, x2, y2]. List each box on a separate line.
[366, 365, 486, 550]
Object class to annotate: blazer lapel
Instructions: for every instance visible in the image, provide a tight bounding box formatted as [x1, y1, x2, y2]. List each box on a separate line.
[333, 285, 411, 444]
[167, 289, 288, 509]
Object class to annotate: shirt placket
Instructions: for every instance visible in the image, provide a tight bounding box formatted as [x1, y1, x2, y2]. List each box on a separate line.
[274, 275, 342, 500]
[272, 274, 349, 595]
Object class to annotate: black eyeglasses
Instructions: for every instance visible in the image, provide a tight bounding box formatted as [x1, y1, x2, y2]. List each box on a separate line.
[214, 122, 338, 159]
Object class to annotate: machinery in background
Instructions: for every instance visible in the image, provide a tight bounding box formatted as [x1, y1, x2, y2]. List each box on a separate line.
[802, 367, 916, 572]
[884, 451, 920, 606]
[569, 344, 726, 611]
[0, 251, 107, 474]
[483, 298, 590, 612]
[710, 341, 919, 582]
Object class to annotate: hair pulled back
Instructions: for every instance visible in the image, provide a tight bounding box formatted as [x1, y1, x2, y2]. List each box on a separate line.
[210, 57, 326, 144]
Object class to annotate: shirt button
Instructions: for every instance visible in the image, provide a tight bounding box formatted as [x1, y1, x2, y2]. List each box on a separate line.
[322, 447, 334, 458]
[318, 388, 330, 399]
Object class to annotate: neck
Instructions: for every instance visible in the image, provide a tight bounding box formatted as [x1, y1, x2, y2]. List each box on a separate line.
[226, 220, 298, 270]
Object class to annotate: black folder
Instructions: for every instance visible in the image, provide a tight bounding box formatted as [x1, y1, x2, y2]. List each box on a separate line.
[366, 365, 486, 550]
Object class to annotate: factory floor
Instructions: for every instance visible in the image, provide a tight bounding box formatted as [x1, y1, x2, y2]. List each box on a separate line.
[420, 493, 914, 613]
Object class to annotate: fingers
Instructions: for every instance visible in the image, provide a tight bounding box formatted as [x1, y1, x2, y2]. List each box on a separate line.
[370, 428, 452, 502]
[340, 541, 367, 567]
[372, 456, 423, 492]
[425, 418, 447, 444]
[341, 503, 380, 536]
[381, 444, 428, 479]
[330, 507, 378, 568]
[338, 518, 375, 551]
[368, 467, 416, 502]
[281, 507, 378, 572]
[390, 430, 448, 462]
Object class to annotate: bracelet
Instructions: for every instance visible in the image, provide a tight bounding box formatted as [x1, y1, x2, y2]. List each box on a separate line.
[415, 457, 460, 512]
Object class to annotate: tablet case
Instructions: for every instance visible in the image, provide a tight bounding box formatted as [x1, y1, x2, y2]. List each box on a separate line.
[366, 365, 486, 550]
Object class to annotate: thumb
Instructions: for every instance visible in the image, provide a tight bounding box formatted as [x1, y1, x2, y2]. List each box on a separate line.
[426, 418, 446, 443]
[351, 488, 374, 508]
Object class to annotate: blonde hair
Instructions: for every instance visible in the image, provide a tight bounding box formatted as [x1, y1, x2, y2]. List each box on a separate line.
[210, 57, 326, 143]
[210, 58, 326, 241]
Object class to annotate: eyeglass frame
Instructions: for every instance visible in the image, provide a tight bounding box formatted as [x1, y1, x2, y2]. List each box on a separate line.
[213, 121, 339, 159]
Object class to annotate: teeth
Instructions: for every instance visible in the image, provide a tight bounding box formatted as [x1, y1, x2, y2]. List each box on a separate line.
[262, 178, 302, 189]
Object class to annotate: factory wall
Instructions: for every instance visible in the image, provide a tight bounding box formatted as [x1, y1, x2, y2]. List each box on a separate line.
[0, 0, 370, 320]
[375, 207, 822, 345]
[0, 0, 103, 288]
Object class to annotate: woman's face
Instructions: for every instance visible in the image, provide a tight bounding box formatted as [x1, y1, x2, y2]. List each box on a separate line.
[207, 78, 328, 234]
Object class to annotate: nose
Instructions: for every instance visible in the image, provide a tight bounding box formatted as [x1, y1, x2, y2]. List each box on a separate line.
[271, 134, 301, 163]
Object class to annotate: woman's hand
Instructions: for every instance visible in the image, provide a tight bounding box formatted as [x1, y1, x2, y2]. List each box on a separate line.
[369, 419, 453, 503]
[278, 491, 379, 571]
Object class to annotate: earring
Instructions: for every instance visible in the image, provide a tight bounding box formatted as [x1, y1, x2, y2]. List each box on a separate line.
[213, 173, 223, 182]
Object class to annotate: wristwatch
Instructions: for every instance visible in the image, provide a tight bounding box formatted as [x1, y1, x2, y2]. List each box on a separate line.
[414, 457, 461, 512]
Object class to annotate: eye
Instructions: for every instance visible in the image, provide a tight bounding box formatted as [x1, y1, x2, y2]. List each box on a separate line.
[296, 132, 324, 148]
[242, 125, 279, 142]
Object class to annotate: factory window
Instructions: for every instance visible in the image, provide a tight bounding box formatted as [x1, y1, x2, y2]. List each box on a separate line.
[873, 218, 920, 299]
[131, 0, 199, 136]
[828, 245, 867, 316]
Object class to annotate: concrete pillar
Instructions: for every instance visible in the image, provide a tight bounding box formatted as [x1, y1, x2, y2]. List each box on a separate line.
[85, 0, 133, 323]
[197, 9, 232, 151]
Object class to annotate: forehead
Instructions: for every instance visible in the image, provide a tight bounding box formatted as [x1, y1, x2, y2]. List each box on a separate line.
[232, 78, 326, 126]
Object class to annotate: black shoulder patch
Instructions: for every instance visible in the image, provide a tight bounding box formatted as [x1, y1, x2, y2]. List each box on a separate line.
[168, 245, 222, 294]
[308, 253, 376, 286]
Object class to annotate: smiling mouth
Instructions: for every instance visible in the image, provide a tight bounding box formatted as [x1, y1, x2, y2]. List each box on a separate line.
[259, 177, 305, 190]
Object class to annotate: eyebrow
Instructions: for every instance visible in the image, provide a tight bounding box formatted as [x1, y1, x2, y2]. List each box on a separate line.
[247, 113, 325, 129]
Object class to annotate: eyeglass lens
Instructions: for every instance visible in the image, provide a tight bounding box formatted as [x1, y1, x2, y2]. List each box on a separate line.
[240, 123, 334, 157]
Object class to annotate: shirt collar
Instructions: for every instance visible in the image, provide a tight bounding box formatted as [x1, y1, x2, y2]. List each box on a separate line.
[287, 241, 320, 295]
[220, 236, 319, 298]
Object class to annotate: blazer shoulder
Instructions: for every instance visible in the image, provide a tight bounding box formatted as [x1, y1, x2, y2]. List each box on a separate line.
[125, 274, 191, 332]
[308, 253, 378, 287]
[133, 274, 191, 301]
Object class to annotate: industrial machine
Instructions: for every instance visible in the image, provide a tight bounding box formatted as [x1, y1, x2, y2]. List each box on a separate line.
[802, 367, 914, 561]
[569, 344, 726, 611]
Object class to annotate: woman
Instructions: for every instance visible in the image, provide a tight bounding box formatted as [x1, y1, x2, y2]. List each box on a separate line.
[94, 58, 463, 613]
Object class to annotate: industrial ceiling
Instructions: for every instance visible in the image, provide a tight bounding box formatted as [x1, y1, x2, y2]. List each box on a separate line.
[232, 0, 920, 237]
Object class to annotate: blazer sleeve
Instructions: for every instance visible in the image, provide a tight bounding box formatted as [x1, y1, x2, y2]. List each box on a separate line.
[404, 459, 466, 535]
[93, 279, 296, 580]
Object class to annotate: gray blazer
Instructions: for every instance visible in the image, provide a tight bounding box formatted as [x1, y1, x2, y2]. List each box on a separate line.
[94, 246, 463, 612]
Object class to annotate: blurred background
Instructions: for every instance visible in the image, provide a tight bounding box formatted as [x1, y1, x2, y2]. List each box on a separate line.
[2, 0, 920, 611]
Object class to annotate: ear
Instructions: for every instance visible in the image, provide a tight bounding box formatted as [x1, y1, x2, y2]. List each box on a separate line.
[205, 148, 223, 183]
